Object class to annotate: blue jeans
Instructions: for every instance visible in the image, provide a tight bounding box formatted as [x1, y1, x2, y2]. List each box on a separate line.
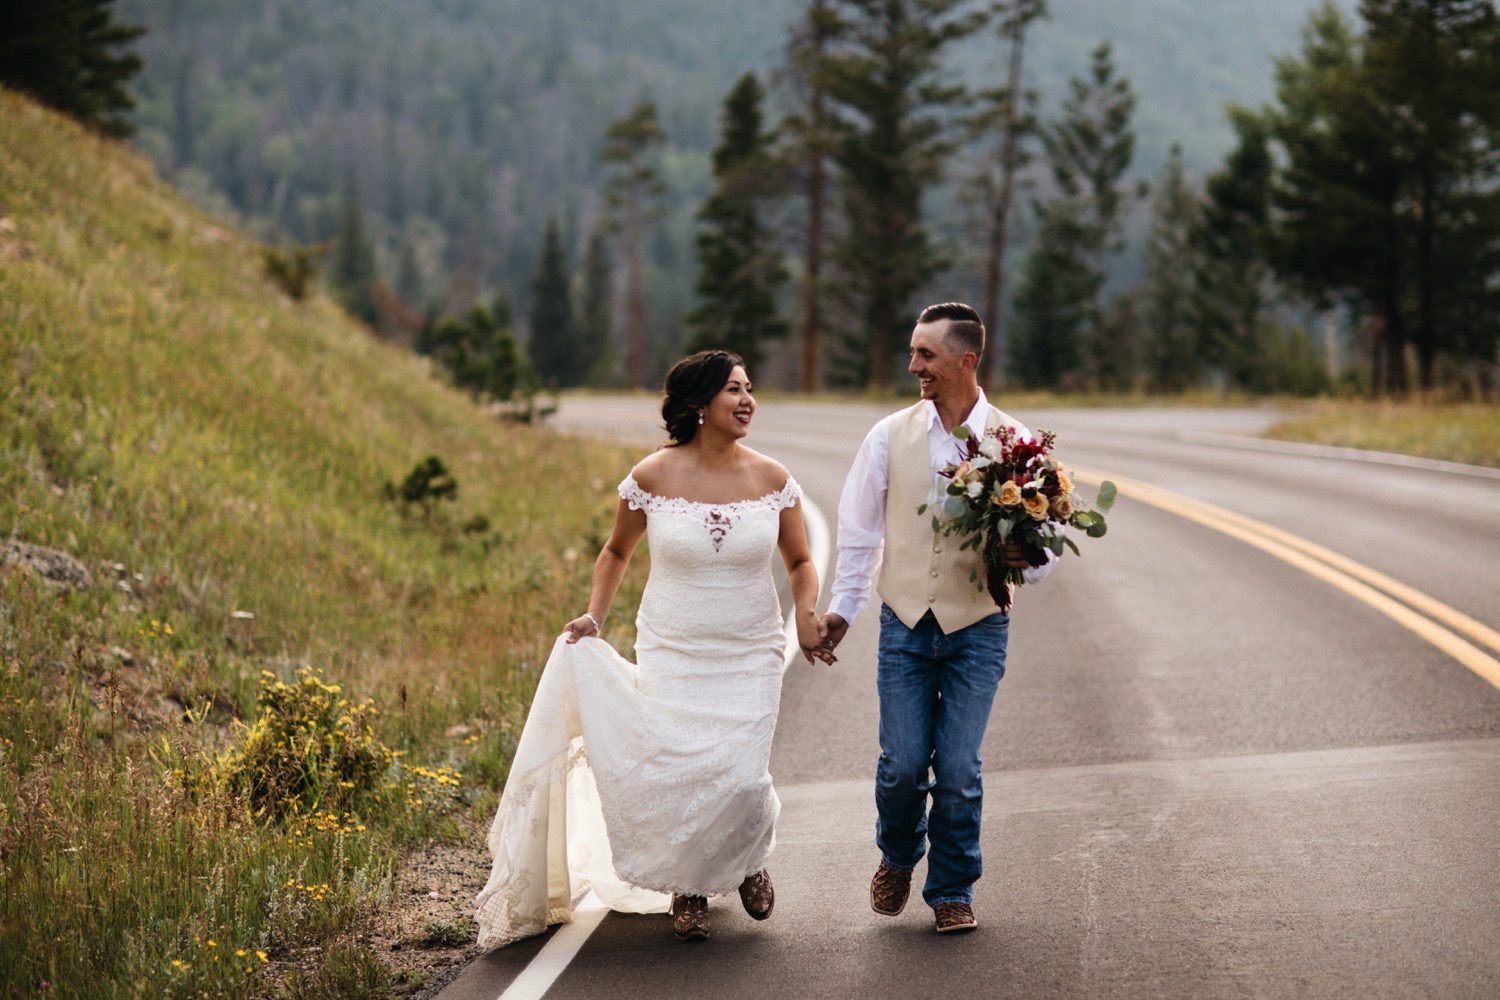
[875, 604, 1008, 906]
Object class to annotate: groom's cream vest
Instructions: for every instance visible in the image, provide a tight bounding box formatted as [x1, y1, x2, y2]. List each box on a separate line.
[877, 401, 1013, 634]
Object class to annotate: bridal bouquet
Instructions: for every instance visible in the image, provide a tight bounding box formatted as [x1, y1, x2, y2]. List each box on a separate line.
[918, 425, 1114, 611]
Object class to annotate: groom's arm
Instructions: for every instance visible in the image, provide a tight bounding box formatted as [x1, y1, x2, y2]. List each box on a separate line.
[825, 421, 891, 645]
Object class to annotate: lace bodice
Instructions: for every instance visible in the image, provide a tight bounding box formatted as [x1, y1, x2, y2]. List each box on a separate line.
[618, 474, 801, 646]
[618, 475, 802, 553]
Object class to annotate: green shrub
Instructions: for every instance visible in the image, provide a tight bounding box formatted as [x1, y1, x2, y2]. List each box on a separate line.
[385, 455, 458, 518]
[261, 242, 329, 300]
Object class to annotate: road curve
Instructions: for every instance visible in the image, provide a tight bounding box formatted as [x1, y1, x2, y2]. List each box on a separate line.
[439, 398, 1500, 1000]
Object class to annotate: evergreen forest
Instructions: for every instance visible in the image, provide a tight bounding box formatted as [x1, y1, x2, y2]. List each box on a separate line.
[13, 0, 1500, 394]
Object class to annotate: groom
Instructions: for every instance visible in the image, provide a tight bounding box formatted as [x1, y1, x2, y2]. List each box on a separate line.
[821, 302, 1055, 933]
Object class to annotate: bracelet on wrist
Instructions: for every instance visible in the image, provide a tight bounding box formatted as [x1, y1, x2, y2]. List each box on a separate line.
[582, 612, 601, 632]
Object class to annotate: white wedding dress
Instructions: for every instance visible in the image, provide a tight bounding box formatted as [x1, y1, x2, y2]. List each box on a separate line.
[475, 474, 802, 950]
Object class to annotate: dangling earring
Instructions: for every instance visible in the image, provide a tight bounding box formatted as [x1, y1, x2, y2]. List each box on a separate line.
[697, 413, 705, 425]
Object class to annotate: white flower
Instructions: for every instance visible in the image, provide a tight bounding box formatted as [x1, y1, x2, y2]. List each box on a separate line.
[978, 438, 1000, 459]
[966, 480, 984, 498]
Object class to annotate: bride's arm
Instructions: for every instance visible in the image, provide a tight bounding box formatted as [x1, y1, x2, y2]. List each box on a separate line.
[563, 498, 647, 643]
[777, 503, 834, 665]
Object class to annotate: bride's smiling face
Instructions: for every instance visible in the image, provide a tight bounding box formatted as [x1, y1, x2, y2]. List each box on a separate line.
[702, 365, 755, 438]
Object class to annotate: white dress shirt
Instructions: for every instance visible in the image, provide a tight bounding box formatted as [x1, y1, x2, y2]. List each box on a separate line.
[828, 390, 1058, 626]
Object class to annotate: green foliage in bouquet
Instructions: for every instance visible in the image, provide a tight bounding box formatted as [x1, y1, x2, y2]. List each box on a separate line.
[918, 425, 1115, 609]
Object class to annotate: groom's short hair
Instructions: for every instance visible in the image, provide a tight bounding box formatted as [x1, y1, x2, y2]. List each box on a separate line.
[919, 302, 985, 359]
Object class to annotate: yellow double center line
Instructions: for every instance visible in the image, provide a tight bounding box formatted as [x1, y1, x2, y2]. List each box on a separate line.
[1070, 466, 1500, 690]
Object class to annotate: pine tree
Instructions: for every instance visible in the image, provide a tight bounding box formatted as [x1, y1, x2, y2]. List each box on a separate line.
[528, 216, 580, 387]
[823, 0, 987, 387]
[330, 173, 378, 325]
[1008, 200, 1097, 388]
[1041, 41, 1146, 387]
[1012, 41, 1144, 389]
[1193, 108, 1273, 391]
[577, 228, 615, 386]
[602, 102, 668, 388]
[396, 242, 423, 309]
[1259, 1, 1500, 393]
[1046, 43, 1144, 269]
[781, 0, 844, 391]
[1264, 4, 1398, 390]
[686, 74, 789, 372]
[427, 301, 529, 402]
[1141, 146, 1202, 392]
[0, 0, 145, 137]
[969, 0, 1048, 388]
[1358, 0, 1500, 389]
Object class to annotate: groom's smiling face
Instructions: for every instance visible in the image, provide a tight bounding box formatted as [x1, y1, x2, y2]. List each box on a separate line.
[908, 321, 972, 403]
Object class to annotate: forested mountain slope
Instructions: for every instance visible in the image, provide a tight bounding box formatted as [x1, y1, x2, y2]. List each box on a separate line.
[119, 0, 1335, 356]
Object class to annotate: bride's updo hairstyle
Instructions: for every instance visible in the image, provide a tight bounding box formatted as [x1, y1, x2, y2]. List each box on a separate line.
[661, 349, 744, 446]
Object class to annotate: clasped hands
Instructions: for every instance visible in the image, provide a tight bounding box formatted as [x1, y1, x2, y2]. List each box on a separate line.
[565, 608, 841, 666]
[808, 541, 1034, 662]
[567, 541, 1032, 661]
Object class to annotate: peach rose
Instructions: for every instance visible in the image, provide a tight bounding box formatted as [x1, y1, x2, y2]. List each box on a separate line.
[996, 481, 1022, 507]
[1050, 494, 1074, 519]
[1056, 470, 1074, 495]
[1023, 492, 1050, 521]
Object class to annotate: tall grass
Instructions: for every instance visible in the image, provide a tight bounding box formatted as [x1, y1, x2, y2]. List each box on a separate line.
[0, 90, 647, 996]
[1267, 399, 1500, 468]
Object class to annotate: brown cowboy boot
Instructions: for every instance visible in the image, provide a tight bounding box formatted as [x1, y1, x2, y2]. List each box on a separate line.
[670, 893, 710, 941]
[738, 869, 774, 920]
[870, 860, 912, 916]
[933, 901, 977, 933]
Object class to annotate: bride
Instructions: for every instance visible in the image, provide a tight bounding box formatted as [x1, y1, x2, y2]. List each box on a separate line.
[475, 350, 832, 946]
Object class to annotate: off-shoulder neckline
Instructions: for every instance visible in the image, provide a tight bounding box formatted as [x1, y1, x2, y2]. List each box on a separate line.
[619, 473, 800, 510]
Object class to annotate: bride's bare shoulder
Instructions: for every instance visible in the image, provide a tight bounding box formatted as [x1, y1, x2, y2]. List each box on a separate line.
[740, 448, 792, 493]
[628, 449, 682, 495]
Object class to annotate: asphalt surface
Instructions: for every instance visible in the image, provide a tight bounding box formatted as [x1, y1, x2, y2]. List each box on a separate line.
[439, 397, 1500, 1000]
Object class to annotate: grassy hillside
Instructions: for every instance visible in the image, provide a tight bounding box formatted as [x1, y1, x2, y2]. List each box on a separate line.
[0, 89, 647, 996]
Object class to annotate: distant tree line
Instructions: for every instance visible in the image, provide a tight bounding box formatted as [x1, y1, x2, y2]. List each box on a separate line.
[517, 0, 1499, 397]
[6, 0, 1497, 397]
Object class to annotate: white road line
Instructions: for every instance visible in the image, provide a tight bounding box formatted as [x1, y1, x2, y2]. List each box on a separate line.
[1176, 430, 1500, 481]
[490, 490, 830, 1000]
[495, 892, 608, 1000]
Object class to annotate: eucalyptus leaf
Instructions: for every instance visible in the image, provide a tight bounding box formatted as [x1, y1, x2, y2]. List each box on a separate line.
[1096, 481, 1117, 510]
[1062, 535, 1081, 556]
[931, 516, 941, 534]
[953, 425, 971, 440]
[1086, 521, 1108, 538]
[917, 503, 928, 515]
[1047, 534, 1064, 555]
[942, 497, 967, 519]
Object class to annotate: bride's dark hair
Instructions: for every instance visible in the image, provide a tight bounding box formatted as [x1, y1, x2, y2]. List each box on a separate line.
[661, 350, 744, 446]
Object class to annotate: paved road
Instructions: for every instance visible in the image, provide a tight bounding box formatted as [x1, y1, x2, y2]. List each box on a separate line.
[441, 398, 1500, 1000]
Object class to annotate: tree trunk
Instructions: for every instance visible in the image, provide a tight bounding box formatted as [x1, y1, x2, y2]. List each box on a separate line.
[979, 25, 1029, 391]
[1371, 306, 1387, 396]
[625, 194, 646, 388]
[800, 109, 825, 393]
